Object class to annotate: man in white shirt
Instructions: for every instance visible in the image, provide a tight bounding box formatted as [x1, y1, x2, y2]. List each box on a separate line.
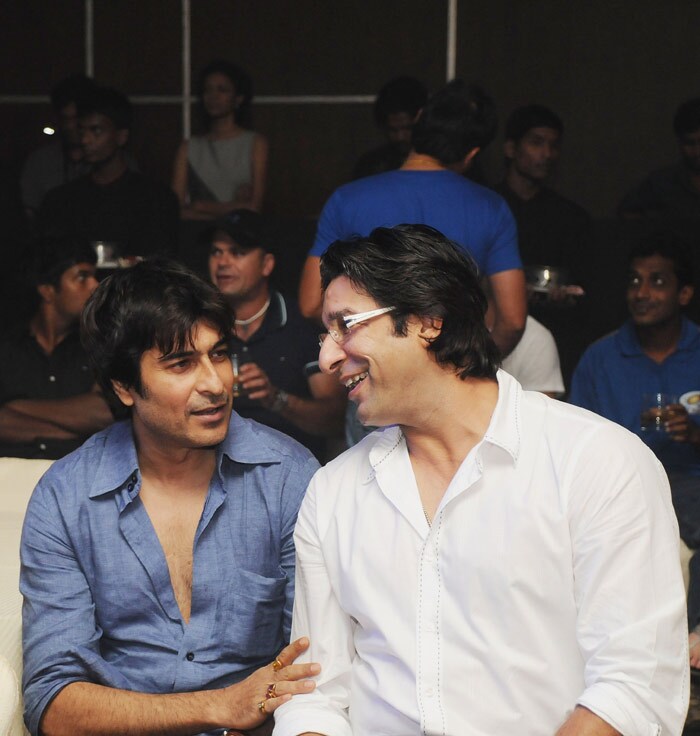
[273, 224, 688, 736]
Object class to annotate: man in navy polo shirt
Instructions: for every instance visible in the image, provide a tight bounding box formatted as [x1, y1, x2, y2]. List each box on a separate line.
[570, 233, 700, 658]
[208, 210, 346, 460]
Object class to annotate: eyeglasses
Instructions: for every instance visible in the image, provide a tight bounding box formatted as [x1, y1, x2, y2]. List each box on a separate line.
[318, 306, 396, 348]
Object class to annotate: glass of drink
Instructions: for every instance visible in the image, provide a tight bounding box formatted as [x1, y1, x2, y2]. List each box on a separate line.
[640, 393, 680, 432]
[231, 353, 242, 398]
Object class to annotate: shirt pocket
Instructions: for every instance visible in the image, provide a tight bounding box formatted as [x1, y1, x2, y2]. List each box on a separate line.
[220, 567, 287, 659]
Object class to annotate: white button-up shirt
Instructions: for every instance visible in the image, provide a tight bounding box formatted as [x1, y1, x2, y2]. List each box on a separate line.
[274, 371, 688, 736]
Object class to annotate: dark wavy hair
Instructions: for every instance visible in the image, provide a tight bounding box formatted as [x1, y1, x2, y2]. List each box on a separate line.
[320, 225, 500, 380]
[412, 80, 497, 165]
[81, 258, 233, 399]
[197, 59, 253, 128]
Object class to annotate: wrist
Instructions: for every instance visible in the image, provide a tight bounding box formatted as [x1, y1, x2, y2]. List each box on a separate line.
[270, 389, 289, 413]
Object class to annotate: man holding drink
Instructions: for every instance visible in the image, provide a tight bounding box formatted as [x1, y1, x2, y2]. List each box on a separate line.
[570, 232, 700, 659]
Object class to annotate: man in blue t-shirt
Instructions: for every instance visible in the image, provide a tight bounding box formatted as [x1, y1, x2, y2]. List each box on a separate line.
[569, 233, 700, 656]
[298, 80, 526, 357]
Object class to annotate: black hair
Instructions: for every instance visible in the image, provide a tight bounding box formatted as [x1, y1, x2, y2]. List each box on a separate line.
[673, 98, 700, 139]
[76, 86, 133, 131]
[628, 232, 694, 288]
[50, 73, 96, 112]
[81, 258, 233, 399]
[373, 76, 428, 127]
[411, 80, 497, 165]
[197, 59, 253, 128]
[32, 236, 97, 288]
[320, 224, 501, 379]
[504, 104, 564, 143]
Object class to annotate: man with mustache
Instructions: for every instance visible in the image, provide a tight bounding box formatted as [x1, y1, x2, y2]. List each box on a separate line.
[20, 259, 321, 736]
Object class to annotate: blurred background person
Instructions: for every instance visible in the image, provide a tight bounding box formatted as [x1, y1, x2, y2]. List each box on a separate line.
[619, 97, 700, 219]
[0, 236, 113, 459]
[38, 85, 178, 258]
[20, 73, 96, 218]
[172, 60, 268, 219]
[351, 75, 427, 180]
[208, 209, 345, 460]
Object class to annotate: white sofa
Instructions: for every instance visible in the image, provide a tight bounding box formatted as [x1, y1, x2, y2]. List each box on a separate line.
[0, 458, 53, 736]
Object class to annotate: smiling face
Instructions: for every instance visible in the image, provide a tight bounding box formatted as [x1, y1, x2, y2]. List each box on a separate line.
[208, 232, 274, 305]
[626, 254, 693, 329]
[112, 321, 234, 454]
[505, 126, 561, 182]
[319, 276, 431, 428]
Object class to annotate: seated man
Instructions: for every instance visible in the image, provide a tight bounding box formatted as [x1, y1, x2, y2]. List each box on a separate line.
[273, 224, 687, 736]
[20, 74, 95, 217]
[21, 259, 320, 736]
[619, 97, 700, 218]
[0, 236, 113, 459]
[208, 210, 345, 460]
[38, 85, 179, 258]
[351, 75, 427, 181]
[569, 233, 700, 656]
[298, 80, 526, 357]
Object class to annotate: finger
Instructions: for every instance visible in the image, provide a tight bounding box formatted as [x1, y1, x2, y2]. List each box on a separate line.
[274, 637, 310, 670]
[275, 662, 321, 682]
[267, 679, 317, 700]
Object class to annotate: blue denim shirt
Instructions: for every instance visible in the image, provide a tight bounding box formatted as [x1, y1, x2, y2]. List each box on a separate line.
[20, 413, 319, 736]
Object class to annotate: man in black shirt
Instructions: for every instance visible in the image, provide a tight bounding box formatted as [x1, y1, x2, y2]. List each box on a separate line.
[38, 86, 179, 258]
[207, 210, 345, 460]
[0, 237, 113, 458]
[619, 97, 700, 219]
[494, 104, 590, 272]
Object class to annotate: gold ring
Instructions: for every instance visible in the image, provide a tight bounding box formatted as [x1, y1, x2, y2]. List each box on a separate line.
[272, 657, 283, 671]
[258, 699, 267, 714]
[266, 683, 277, 699]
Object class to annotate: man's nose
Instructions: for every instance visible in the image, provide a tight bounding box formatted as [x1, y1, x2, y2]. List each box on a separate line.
[198, 358, 227, 394]
[318, 335, 346, 375]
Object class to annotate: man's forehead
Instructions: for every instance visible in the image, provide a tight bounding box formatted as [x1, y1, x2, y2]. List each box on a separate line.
[151, 322, 228, 360]
[630, 254, 675, 274]
[212, 231, 260, 254]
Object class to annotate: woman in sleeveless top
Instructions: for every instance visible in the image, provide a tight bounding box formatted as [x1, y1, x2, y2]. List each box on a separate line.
[172, 60, 268, 219]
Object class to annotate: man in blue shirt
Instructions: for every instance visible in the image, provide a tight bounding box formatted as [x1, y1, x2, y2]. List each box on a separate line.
[297, 80, 526, 357]
[20, 259, 321, 736]
[569, 233, 700, 658]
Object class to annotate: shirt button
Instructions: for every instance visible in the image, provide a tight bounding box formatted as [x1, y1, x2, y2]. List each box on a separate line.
[424, 686, 434, 697]
[425, 621, 436, 632]
[186, 652, 195, 661]
[127, 483, 134, 491]
[39, 443, 47, 451]
[48, 375, 56, 382]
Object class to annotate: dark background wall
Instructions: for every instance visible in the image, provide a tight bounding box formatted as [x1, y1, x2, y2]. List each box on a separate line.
[3, 0, 699, 219]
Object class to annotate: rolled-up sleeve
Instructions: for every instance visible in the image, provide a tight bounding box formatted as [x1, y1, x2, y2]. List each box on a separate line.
[567, 428, 689, 735]
[273, 473, 354, 736]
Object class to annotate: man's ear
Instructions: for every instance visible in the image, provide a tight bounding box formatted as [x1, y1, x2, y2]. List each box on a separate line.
[262, 252, 275, 278]
[452, 147, 480, 174]
[111, 380, 135, 407]
[37, 283, 55, 304]
[680, 284, 694, 307]
[504, 139, 516, 160]
[417, 315, 443, 342]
